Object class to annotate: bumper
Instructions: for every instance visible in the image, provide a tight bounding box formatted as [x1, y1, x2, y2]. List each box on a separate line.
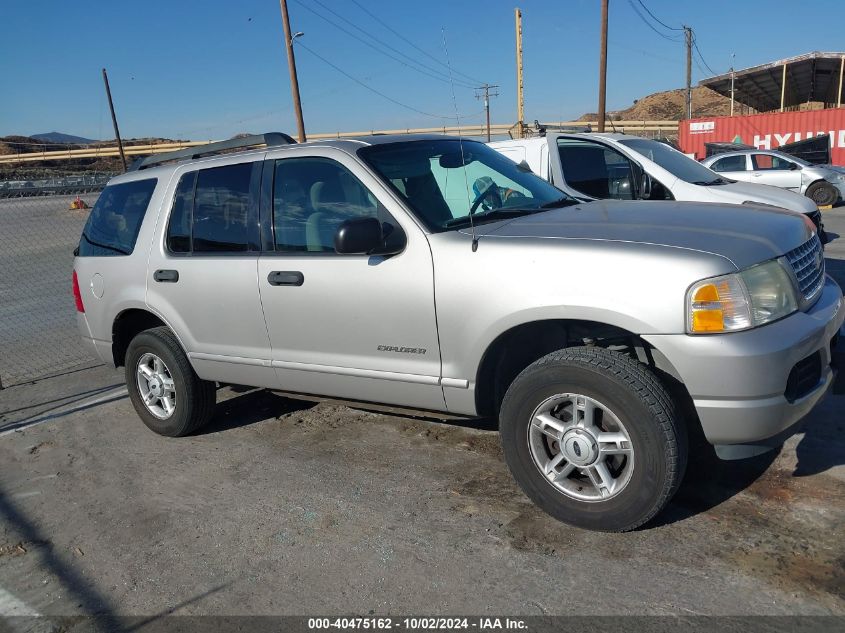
[644, 276, 844, 445]
[76, 313, 114, 366]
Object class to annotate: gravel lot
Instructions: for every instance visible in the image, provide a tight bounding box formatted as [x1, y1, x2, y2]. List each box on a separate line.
[0, 207, 843, 620]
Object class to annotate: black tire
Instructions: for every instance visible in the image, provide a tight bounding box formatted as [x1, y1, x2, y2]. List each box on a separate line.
[124, 326, 215, 437]
[806, 180, 837, 207]
[499, 347, 686, 532]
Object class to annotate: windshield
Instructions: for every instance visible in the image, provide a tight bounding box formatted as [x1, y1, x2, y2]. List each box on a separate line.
[359, 139, 574, 231]
[618, 138, 721, 184]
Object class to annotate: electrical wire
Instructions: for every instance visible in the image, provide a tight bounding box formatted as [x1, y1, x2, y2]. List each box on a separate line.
[692, 35, 720, 76]
[294, 39, 453, 120]
[349, 0, 484, 86]
[291, 0, 476, 89]
[626, 0, 681, 41]
[634, 0, 683, 31]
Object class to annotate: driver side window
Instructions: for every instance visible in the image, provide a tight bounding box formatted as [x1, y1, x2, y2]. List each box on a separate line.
[272, 157, 392, 253]
[556, 139, 635, 200]
[752, 154, 792, 170]
[711, 155, 747, 172]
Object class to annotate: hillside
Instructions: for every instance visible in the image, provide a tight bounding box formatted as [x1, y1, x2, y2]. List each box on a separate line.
[580, 86, 735, 121]
[31, 132, 96, 144]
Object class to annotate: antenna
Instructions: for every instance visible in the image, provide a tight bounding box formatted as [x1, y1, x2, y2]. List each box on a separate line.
[442, 27, 478, 252]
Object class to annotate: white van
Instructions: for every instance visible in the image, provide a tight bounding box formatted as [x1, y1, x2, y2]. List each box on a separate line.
[489, 133, 826, 240]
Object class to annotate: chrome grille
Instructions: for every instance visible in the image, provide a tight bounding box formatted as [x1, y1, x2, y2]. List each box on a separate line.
[785, 234, 825, 302]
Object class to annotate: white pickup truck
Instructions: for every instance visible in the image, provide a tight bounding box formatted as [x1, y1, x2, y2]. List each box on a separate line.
[489, 133, 827, 240]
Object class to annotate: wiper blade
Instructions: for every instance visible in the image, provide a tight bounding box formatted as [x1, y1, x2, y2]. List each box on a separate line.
[538, 197, 578, 209]
[444, 208, 543, 228]
[694, 178, 729, 186]
[81, 232, 130, 255]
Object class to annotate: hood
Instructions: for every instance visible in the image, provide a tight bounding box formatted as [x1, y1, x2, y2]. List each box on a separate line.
[473, 200, 813, 270]
[702, 180, 817, 214]
[821, 164, 845, 175]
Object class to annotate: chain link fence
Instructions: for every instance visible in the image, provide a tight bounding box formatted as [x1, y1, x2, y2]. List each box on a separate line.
[0, 180, 115, 388]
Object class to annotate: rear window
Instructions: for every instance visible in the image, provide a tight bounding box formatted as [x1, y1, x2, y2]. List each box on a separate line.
[78, 178, 157, 256]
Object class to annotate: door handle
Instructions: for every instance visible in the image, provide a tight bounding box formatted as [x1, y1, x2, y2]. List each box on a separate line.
[153, 269, 179, 283]
[268, 270, 304, 286]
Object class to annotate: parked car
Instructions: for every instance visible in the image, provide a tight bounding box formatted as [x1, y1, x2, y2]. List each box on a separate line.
[489, 133, 827, 241]
[701, 149, 844, 207]
[74, 133, 844, 532]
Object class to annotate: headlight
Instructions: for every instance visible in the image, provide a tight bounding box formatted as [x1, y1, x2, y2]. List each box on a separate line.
[686, 259, 798, 334]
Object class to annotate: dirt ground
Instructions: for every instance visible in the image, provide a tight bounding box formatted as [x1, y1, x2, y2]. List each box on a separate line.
[0, 209, 843, 620]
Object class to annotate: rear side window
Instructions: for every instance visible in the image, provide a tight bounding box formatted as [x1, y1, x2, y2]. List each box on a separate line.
[711, 155, 747, 172]
[167, 172, 196, 253]
[78, 178, 157, 256]
[165, 162, 258, 254]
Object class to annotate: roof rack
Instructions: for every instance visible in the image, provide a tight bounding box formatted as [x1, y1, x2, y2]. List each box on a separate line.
[127, 132, 297, 172]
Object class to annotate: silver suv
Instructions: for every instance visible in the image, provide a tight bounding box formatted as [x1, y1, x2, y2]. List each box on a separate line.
[74, 133, 844, 532]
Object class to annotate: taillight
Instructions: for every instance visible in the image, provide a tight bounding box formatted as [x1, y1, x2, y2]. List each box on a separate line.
[72, 270, 85, 313]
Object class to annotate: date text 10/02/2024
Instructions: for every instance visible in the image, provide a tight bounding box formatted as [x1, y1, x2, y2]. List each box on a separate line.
[307, 618, 528, 630]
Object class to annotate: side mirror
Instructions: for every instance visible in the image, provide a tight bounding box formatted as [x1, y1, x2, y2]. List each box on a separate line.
[639, 173, 653, 199]
[789, 162, 800, 171]
[334, 217, 405, 255]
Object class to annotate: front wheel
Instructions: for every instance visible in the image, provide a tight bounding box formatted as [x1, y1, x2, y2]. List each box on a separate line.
[125, 326, 216, 437]
[499, 347, 686, 532]
[806, 180, 838, 207]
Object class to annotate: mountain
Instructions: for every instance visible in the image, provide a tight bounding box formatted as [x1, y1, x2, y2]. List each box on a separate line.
[31, 132, 96, 144]
[579, 86, 733, 122]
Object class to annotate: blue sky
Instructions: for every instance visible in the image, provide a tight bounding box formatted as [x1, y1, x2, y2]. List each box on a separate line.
[2, 0, 843, 141]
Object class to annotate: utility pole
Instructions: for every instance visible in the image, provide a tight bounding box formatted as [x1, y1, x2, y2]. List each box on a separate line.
[101, 68, 127, 172]
[730, 53, 736, 116]
[279, 0, 306, 142]
[475, 84, 500, 141]
[597, 0, 609, 132]
[684, 26, 693, 119]
[515, 8, 524, 138]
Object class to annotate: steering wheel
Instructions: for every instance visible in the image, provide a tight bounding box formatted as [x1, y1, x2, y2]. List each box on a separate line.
[468, 180, 502, 216]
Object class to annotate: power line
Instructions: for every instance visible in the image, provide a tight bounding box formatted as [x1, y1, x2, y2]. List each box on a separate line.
[348, 0, 484, 86]
[692, 55, 709, 77]
[294, 39, 452, 119]
[692, 35, 719, 76]
[291, 0, 475, 89]
[626, 0, 681, 41]
[634, 0, 683, 31]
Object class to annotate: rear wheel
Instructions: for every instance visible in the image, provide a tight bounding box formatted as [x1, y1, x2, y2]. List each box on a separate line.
[125, 327, 215, 437]
[499, 347, 686, 532]
[806, 180, 837, 206]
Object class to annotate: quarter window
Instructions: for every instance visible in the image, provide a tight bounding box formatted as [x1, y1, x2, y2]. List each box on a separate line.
[78, 178, 157, 256]
[272, 157, 387, 252]
[711, 155, 747, 172]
